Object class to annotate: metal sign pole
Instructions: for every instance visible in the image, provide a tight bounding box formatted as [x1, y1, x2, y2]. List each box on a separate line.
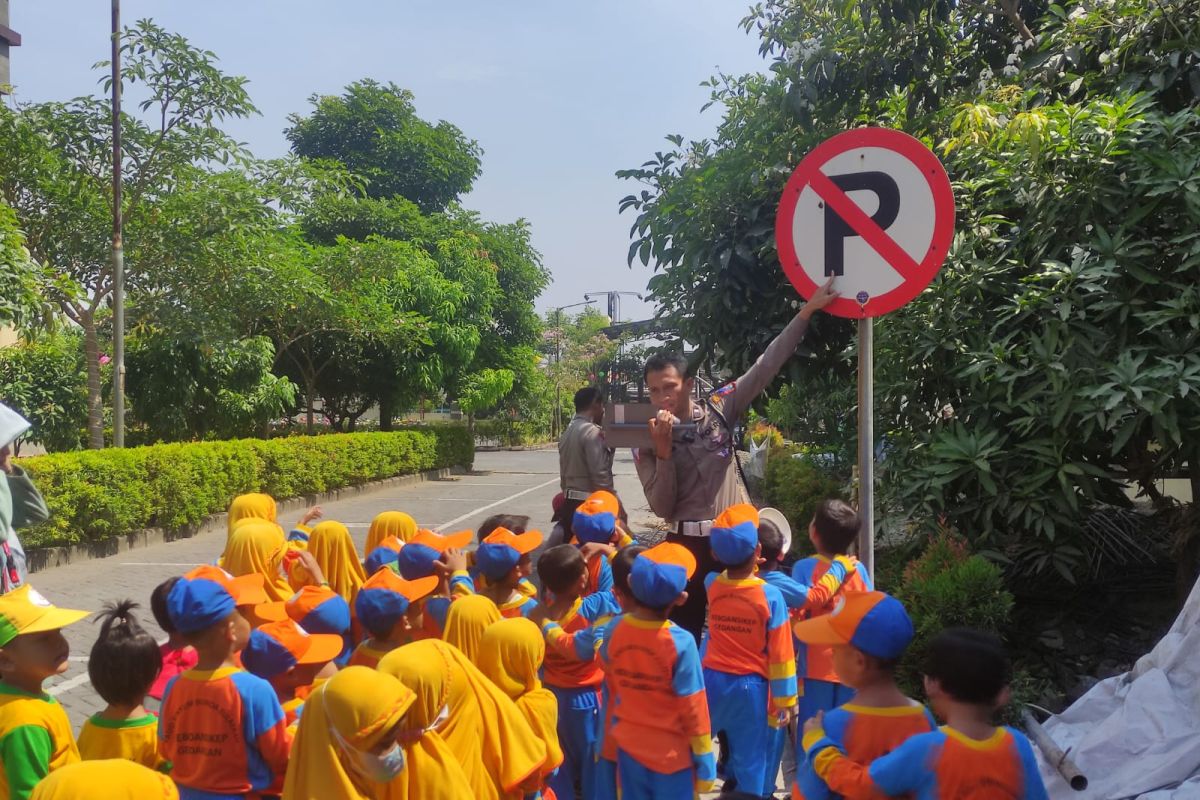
[857, 317, 875, 580]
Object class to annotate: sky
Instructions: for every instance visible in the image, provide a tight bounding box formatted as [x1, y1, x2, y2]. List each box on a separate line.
[5, 1, 770, 323]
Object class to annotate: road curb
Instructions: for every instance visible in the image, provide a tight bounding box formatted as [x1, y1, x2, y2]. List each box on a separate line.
[25, 465, 466, 575]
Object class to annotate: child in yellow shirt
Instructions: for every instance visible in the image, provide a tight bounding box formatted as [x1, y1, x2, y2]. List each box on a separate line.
[77, 600, 169, 772]
[0, 585, 89, 800]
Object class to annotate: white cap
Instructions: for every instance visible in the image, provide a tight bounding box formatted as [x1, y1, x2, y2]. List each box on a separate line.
[758, 507, 792, 554]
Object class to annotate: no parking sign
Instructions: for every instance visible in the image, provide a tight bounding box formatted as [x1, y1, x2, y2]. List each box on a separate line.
[775, 128, 954, 318]
[773, 128, 955, 579]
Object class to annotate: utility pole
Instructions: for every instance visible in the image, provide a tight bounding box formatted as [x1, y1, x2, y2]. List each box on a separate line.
[0, 0, 20, 95]
[583, 290, 642, 401]
[550, 300, 595, 439]
[110, 0, 125, 447]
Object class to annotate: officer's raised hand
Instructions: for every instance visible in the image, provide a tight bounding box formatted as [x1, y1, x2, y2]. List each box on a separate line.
[648, 409, 675, 460]
[799, 278, 839, 318]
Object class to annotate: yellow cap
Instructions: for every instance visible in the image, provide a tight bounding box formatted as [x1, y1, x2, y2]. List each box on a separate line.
[0, 586, 89, 647]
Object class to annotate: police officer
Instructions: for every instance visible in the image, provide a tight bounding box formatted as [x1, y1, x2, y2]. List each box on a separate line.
[558, 386, 619, 540]
[635, 280, 838, 641]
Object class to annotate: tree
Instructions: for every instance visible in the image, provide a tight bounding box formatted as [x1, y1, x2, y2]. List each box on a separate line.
[125, 334, 297, 442]
[0, 203, 46, 328]
[0, 334, 88, 452]
[620, 0, 1200, 580]
[286, 80, 482, 213]
[0, 20, 257, 448]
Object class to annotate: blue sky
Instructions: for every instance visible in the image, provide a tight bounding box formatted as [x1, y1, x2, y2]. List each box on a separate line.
[6, 1, 769, 322]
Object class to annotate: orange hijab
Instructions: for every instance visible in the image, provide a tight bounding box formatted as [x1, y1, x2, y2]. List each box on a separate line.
[379, 640, 546, 800]
[366, 512, 418, 553]
[306, 521, 367, 605]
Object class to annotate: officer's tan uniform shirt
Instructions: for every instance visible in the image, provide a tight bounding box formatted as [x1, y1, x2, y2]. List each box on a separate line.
[635, 312, 812, 524]
[559, 414, 615, 494]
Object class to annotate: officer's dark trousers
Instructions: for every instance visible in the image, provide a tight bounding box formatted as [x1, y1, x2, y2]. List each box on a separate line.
[665, 531, 718, 645]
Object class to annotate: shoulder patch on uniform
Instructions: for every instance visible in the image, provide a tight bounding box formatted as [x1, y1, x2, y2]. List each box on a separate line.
[712, 382, 736, 398]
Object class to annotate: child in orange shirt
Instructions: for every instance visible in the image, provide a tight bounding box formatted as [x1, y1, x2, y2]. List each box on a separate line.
[792, 591, 934, 799]
[157, 566, 292, 799]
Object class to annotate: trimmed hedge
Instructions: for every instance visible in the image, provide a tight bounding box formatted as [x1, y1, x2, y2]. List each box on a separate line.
[17, 426, 474, 548]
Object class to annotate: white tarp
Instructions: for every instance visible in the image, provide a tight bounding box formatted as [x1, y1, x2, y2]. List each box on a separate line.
[1037, 574, 1200, 799]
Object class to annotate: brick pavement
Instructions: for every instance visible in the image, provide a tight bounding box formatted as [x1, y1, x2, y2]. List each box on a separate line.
[26, 447, 780, 796]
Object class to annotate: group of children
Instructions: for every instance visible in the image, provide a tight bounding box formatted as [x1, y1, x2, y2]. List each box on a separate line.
[0, 488, 1049, 800]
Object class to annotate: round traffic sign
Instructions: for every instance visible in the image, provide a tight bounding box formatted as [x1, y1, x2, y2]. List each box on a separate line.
[774, 128, 955, 318]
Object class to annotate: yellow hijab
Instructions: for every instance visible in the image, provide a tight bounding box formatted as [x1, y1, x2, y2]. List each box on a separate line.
[477, 618, 564, 787]
[307, 521, 367, 605]
[367, 512, 418, 553]
[442, 594, 501, 663]
[227, 493, 277, 533]
[376, 643, 474, 800]
[282, 666, 414, 800]
[222, 520, 294, 603]
[30, 759, 179, 799]
[380, 641, 547, 800]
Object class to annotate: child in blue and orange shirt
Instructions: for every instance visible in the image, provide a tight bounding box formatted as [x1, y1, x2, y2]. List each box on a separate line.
[475, 527, 544, 619]
[702, 504, 798, 798]
[792, 591, 935, 800]
[0, 585, 88, 800]
[793, 500, 874, 723]
[348, 568, 439, 669]
[532, 544, 609, 800]
[570, 491, 635, 596]
[77, 600, 168, 772]
[537, 545, 642, 800]
[804, 627, 1049, 800]
[242, 618, 343, 728]
[599, 543, 715, 800]
[157, 566, 292, 800]
[394, 528, 474, 638]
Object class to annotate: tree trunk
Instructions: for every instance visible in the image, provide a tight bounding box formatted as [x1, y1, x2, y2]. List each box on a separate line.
[304, 377, 316, 436]
[81, 314, 105, 449]
[379, 395, 394, 432]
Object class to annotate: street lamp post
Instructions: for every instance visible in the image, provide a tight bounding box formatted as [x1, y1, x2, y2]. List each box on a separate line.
[111, 0, 125, 447]
[551, 300, 595, 439]
[583, 291, 642, 401]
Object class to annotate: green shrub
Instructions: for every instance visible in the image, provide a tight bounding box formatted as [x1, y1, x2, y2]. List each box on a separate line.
[893, 531, 1014, 698]
[763, 450, 845, 554]
[17, 426, 473, 548]
[473, 418, 552, 447]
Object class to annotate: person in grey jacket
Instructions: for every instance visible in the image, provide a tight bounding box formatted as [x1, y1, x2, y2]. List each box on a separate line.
[0, 403, 51, 591]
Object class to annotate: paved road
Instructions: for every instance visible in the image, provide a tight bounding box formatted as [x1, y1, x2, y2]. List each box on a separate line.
[30, 447, 772, 797]
[32, 448, 662, 728]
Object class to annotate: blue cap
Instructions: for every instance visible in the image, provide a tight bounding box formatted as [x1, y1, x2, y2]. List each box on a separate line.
[475, 528, 544, 581]
[572, 491, 619, 544]
[167, 566, 268, 634]
[710, 504, 760, 566]
[365, 545, 402, 576]
[286, 586, 353, 667]
[393, 529, 473, 581]
[629, 543, 697, 609]
[792, 591, 914, 660]
[354, 570, 439, 636]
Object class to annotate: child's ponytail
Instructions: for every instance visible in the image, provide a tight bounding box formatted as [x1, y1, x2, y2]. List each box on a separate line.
[89, 599, 163, 708]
